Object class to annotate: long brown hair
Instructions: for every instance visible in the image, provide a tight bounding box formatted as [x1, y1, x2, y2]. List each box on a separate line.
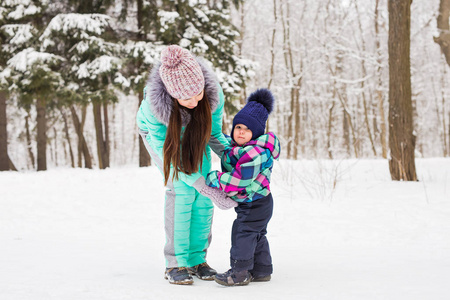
[163, 92, 212, 185]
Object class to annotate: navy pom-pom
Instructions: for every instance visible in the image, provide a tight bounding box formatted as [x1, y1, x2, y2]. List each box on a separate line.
[247, 88, 274, 114]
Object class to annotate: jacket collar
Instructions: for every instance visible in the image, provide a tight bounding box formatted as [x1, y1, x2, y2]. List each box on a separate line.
[230, 132, 281, 159]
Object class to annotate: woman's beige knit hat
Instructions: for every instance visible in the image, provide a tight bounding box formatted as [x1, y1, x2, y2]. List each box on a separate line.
[159, 45, 205, 100]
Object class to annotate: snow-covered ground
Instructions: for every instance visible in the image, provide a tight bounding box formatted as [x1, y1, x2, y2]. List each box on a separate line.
[1, 159, 449, 300]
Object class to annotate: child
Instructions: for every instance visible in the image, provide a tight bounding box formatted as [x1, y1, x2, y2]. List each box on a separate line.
[206, 88, 280, 286]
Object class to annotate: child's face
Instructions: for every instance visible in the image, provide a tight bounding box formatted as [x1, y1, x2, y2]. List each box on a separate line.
[233, 124, 252, 146]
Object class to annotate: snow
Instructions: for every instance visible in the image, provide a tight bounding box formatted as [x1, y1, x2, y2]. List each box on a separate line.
[0, 68, 12, 85]
[75, 63, 90, 79]
[194, 8, 210, 23]
[74, 41, 90, 55]
[40, 14, 111, 46]
[114, 72, 130, 88]
[182, 23, 201, 41]
[7, 48, 63, 72]
[89, 55, 120, 75]
[189, 0, 207, 6]
[75, 56, 120, 79]
[157, 11, 179, 32]
[1, 158, 449, 300]
[124, 41, 161, 65]
[1, 24, 35, 45]
[5, 0, 41, 20]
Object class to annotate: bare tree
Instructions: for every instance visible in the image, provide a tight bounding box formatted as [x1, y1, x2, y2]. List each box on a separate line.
[434, 0, 450, 65]
[354, 1, 377, 157]
[388, 0, 417, 181]
[375, 0, 388, 158]
[267, 0, 278, 90]
[434, 0, 450, 156]
[280, 0, 303, 159]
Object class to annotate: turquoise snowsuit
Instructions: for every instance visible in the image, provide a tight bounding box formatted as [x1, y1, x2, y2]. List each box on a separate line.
[136, 59, 229, 268]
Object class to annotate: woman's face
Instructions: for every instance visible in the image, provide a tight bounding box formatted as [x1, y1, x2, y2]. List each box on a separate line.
[176, 90, 204, 109]
[233, 124, 253, 146]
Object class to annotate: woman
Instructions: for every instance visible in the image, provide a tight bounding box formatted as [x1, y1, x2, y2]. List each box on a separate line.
[136, 45, 237, 285]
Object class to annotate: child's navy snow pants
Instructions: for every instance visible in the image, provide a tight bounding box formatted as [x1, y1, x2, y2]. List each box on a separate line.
[230, 193, 273, 277]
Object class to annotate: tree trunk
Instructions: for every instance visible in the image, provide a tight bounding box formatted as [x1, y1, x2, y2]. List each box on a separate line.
[442, 67, 448, 156]
[280, 1, 292, 158]
[286, 92, 294, 159]
[93, 102, 108, 169]
[344, 100, 359, 158]
[281, 0, 302, 159]
[103, 102, 110, 168]
[375, 0, 388, 158]
[434, 0, 450, 156]
[355, 1, 377, 157]
[70, 105, 92, 168]
[343, 108, 351, 156]
[293, 90, 301, 159]
[52, 127, 58, 166]
[267, 0, 277, 90]
[434, 0, 450, 65]
[388, 0, 417, 181]
[60, 108, 75, 168]
[0, 90, 9, 171]
[327, 52, 358, 158]
[377, 88, 388, 158]
[25, 113, 35, 169]
[136, 0, 152, 167]
[327, 100, 336, 159]
[36, 97, 47, 171]
[80, 105, 88, 166]
[300, 101, 307, 155]
[432, 67, 447, 156]
[8, 153, 17, 171]
[362, 91, 377, 156]
[138, 90, 151, 167]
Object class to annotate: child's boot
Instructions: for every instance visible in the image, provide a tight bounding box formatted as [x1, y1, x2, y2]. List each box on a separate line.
[188, 262, 217, 280]
[214, 269, 251, 286]
[251, 273, 271, 282]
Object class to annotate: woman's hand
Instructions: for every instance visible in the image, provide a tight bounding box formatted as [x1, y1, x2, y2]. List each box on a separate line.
[192, 176, 238, 210]
[199, 185, 238, 210]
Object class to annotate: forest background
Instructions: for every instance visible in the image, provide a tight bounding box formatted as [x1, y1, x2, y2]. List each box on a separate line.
[1, 0, 449, 172]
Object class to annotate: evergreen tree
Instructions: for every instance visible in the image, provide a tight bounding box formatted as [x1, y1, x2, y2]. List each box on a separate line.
[119, 0, 159, 167]
[1, 0, 59, 171]
[40, 12, 125, 169]
[118, 0, 254, 166]
[156, 0, 254, 106]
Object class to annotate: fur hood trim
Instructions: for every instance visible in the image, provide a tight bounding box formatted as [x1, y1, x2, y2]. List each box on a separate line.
[146, 58, 219, 126]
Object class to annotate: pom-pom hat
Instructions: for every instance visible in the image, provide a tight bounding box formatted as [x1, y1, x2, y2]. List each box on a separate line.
[159, 45, 205, 100]
[231, 88, 275, 141]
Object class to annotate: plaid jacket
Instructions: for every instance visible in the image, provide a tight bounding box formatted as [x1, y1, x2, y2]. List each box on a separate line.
[206, 132, 280, 202]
